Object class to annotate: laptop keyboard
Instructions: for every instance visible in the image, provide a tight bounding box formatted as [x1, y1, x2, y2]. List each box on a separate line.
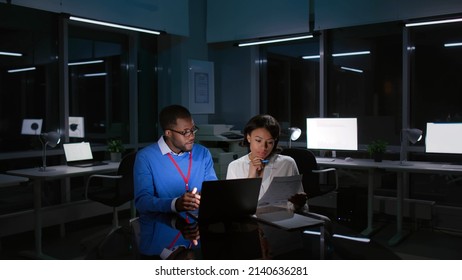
[72, 161, 108, 168]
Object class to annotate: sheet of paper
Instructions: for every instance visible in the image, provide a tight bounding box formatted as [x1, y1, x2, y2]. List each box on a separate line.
[258, 174, 303, 206]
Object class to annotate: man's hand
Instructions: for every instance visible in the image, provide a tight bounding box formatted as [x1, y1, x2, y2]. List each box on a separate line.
[175, 187, 201, 212]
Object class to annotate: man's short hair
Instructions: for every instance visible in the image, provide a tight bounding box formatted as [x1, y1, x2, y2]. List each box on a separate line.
[159, 104, 192, 131]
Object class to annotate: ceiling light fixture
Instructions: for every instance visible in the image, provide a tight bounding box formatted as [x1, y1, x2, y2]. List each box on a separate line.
[238, 34, 313, 47]
[444, 42, 462, 48]
[302, 51, 371, 60]
[7, 67, 36, 73]
[405, 17, 462, 27]
[332, 51, 371, 57]
[302, 55, 320, 60]
[68, 60, 104, 66]
[83, 72, 107, 77]
[341, 66, 363, 73]
[0, 51, 23, 57]
[69, 16, 161, 35]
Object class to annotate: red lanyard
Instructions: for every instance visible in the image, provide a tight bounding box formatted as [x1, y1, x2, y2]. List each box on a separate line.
[167, 152, 193, 191]
[166, 151, 194, 249]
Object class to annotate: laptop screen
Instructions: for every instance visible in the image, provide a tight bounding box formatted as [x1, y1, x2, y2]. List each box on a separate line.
[63, 142, 94, 162]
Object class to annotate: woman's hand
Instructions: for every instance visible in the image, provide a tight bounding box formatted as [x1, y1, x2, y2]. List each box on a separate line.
[288, 192, 308, 210]
[249, 156, 266, 178]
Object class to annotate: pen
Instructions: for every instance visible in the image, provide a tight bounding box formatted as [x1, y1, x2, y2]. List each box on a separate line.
[261, 159, 269, 164]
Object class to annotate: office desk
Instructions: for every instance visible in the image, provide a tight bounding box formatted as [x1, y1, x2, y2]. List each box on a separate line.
[378, 160, 462, 245]
[317, 158, 462, 245]
[316, 157, 381, 237]
[0, 174, 29, 187]
[7, 162, 119, 258]
[136, 212, 326, 260]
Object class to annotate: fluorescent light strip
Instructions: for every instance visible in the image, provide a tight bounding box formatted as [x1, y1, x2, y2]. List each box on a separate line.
[70, 16, 160, 35]
[238, 35, 313, 47]
[444, 42, 462, 48]
[7, 67, 36, 73]
[302, 51, 370, 60]
[303, 230, 370, 243]
[302, 55, 321, 60]
[405, 18, 462, 27]
[332, 51, 370, 57]
[341, 66, 363, 73]
[83, 72, 107, 77]
[68, 60, 104, 66]
[0, 51, 23, 57]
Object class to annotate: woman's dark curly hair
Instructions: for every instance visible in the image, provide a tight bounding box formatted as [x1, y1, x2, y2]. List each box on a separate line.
[241, 114, 282, 154]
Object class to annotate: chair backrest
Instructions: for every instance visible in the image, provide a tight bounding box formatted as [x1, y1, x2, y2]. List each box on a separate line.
[115, 151, 137, 204]
[279, 148, 322, 197]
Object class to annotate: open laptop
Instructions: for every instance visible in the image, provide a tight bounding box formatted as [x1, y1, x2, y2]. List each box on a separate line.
[187, 177, 262, 223]
[63, 142, 108, 167]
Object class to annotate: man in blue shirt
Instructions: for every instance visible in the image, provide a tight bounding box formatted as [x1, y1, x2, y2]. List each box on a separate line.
[134, 104, 217, 214]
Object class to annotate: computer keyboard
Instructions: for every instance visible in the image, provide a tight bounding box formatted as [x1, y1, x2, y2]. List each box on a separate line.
[73, 161, 108, 168]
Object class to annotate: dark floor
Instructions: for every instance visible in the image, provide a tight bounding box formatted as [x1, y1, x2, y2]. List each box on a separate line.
[1, 207, 462, 260]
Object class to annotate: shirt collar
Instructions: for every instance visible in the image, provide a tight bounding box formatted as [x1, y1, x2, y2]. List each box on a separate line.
[158, 136, 187, 156]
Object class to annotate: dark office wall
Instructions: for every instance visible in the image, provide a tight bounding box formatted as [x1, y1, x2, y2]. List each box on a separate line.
[315, 0, 462, 30]
[7, 0, 189, 36]
[206, 0, 310, 43]
[208, 45, 259, 130]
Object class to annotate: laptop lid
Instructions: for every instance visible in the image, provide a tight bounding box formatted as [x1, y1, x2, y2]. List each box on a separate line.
[63, 142, 94, 163]
[191, 177, 262, 222]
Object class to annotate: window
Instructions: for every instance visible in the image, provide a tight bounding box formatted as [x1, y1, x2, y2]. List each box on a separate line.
[0, 5, 59, 152]
[262, 38, 320, 143]
[68, 25, 130, 144]
[327, 23, 402, 146]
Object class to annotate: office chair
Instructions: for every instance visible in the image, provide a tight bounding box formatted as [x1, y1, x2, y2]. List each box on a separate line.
[280, 148, 338, 198]
[83, 151, 137, 256]
[129, 217, 141, 259]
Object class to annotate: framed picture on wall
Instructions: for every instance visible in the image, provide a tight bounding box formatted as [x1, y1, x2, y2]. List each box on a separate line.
[188, 59, 215, 114]
[69, 116, 85, 138]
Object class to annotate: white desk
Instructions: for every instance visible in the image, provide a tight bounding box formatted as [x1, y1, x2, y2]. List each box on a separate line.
[317, 157, 462, 246]
[0, 174, 29, 187]
[7, 162, 119, 258]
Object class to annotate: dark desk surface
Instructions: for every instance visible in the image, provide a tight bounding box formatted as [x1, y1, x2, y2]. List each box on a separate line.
[136, 212, 324, 260]
[134, 212, 399, 260]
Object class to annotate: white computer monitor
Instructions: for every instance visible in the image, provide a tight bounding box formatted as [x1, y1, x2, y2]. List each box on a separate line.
[425, 122, 462, 154]
[306, 118, 358, 151]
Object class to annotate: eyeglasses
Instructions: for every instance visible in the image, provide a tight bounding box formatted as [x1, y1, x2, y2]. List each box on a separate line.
[169, 126, 199, 137]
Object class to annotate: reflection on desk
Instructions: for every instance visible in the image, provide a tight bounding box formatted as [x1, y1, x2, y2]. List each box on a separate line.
[136, 212, 323, 260]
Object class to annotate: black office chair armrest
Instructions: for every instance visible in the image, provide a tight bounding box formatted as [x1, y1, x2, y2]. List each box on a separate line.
[312, 168, 339, 191]
[85, 174, 123, 199]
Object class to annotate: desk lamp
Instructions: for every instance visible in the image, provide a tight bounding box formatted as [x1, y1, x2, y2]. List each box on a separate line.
[39, 131, 61, 171]
[288, 127, 302, 148]
[400, 128, 422, 165]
